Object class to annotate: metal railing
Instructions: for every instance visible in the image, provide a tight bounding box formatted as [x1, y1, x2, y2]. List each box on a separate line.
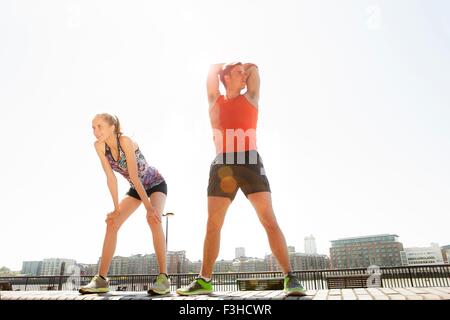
[1, 264, 449, 292]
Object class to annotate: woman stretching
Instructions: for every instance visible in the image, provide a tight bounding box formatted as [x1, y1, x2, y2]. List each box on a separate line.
[79, 113, 170, 295]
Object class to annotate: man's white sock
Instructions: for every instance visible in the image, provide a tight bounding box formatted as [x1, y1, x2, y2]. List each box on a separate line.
[199, 275, 211, 282]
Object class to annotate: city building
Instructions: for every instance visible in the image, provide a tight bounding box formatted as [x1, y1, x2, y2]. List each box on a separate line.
[235, 247, 246, 259]
[21, 261, 42, 276]
[107, 256, 129, 275]
[330, 234, 403, 269]
[401, 243, 444, 266]
[441, 245, 450, 264]
[40, 258, 77, 276]
[265, 245, 330, 271]
[265, 253, 330, 271]
[305, 235, 317, 254]
[189, 260, 202, 274]
[265, 253, 280, 272]
[167, 251, 189, 274]
[105, 254, 160, 275]
[231, 257, 266, 272]
[186, 258, 236, 274]
[214, 260, 234, 273]
[290, 253, 330, 270]
[78, 263, 98, 276]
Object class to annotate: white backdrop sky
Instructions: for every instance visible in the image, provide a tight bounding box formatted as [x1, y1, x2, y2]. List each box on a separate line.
[1, 0, 449, 271]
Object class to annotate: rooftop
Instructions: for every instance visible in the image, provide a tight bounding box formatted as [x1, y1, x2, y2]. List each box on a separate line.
[331, 235, 401, 247]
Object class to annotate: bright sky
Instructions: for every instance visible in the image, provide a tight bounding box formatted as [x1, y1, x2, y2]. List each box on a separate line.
[1, 0, 449, 271]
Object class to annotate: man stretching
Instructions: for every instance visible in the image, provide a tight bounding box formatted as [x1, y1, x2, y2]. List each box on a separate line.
[177, 62, 306, 296]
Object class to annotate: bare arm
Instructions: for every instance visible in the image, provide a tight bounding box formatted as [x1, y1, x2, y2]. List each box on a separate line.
[244, 63, 260, 105]
[207, 63, 224, 106]
[94, 142, 120, 211]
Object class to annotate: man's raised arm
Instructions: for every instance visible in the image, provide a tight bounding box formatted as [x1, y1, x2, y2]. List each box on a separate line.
[244, 63, 260, 105]
[207, 63, 224, 106]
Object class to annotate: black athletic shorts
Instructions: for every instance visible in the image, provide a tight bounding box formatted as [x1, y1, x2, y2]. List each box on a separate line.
[207, 150, 271, 201]
[126, 180, 167, 200]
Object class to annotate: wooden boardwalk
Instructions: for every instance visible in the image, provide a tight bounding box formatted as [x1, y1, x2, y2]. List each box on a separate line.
[1, 287, 450, 301]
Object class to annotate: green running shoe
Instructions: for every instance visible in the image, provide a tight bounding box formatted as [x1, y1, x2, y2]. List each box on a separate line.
[176, 277, 213, 296]
[79, 275, 109, 294]
[148, 273, 171, 295]
[284, 272, 307, 296]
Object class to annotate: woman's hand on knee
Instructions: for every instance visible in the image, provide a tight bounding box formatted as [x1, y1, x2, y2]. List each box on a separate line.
[105, 210, 120, 226]
[146, 206, 161, 226]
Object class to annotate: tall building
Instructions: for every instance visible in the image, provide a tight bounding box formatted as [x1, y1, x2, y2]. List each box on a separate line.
[441, 245, 450, 264]
[330, 234, 403, 269]
[401, 243, 444, 266]
[288, 246, 296, 254]
[235, 247, 246, 259]
[21, 261, 42, 276]
[167, 251, 188, 274]
[40, 258, 77, 276]
[304, 235, 317, 254]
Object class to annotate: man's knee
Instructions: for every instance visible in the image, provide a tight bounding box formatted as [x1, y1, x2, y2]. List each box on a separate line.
[259, 212, 279, 232]
[206, 218, 224, 234]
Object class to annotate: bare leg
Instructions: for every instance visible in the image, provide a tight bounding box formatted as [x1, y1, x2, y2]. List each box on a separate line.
[199, 196, 232, 278]
[247, 192, 292, 274]
[147, 192, 167, 274]
[98, 196, 142, 277]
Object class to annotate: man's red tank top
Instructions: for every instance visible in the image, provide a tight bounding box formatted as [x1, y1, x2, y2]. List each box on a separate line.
[209, 95, 258, 154]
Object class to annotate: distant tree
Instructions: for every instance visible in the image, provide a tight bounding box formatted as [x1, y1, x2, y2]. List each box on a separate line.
[0, 266, 20, 276]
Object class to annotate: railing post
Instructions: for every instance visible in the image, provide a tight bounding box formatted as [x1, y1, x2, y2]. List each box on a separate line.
[131, 275, 134, 291]
[176, 260, 181, 289]
[443, 266, 449, 287]
[58, 262, 66, 291]
[408, 266, 414, 287]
